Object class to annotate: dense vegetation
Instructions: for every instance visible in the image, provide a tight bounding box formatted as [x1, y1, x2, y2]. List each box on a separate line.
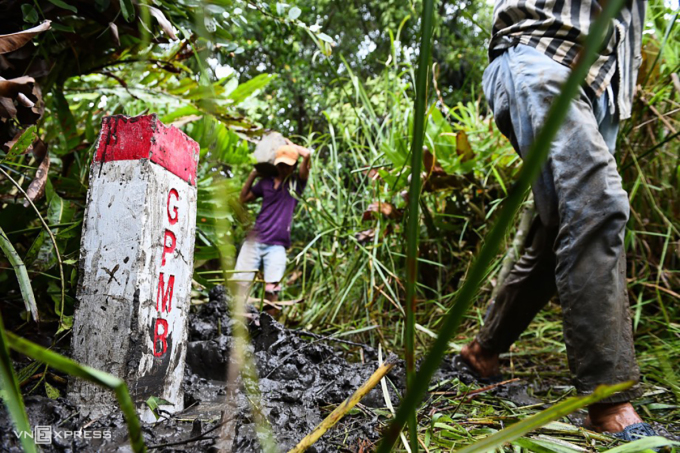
[0, 0, 678, 451]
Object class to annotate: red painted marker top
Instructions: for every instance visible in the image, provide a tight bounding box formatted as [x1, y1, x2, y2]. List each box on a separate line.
[94, 114, 200, 186]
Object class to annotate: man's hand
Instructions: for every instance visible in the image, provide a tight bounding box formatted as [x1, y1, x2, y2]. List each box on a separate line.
[284, 138, 312, 180]
[285, 138, 311, 157]
[296, 146, 311, 158]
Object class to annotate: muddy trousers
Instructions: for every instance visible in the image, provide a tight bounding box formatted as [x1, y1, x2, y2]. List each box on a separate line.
[477, 45, 641, 403]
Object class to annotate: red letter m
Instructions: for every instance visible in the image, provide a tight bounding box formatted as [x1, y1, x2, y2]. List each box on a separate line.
[156, 273, 175, 312]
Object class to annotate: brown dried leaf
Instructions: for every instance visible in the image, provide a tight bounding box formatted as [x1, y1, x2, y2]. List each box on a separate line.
[0, 55, 13, 71]
[0, 21, 52, 55]
[286, 270, 303, 285]
[355, 228, 376, 244]
[364, 168, 383, 183]
[23, 140, 49, 207]
[0, 97, 17, 118]
[148, 6, 178, 40]
[109, 22, 120, 47]
[456, 131, 474, 162]
[362, 201, 402, 221]
[423, 148, 447, 177]
[425, 174, 462, 192]
[355, 225, 394, 244]
[30, 138, 47, 160]
[0, 76, 43, 125]
[0, 76, 36, 97]
[25, 83, 44, 123]
[16, 93, 34, 108]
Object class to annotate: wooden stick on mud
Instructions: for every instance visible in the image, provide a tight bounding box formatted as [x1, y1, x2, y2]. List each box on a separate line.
[288, 356, 398, 453]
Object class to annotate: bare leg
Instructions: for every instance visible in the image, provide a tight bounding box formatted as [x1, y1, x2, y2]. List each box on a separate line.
[264, 283, 281, 318]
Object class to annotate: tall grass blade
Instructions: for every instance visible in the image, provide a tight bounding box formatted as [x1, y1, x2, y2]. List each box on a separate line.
[455, 382, 632, 453]
[376, 0, 628, 449]
[0, 314, 37, 453]
[404, 0, 436, 449]
[0, 226, 39, 322]
[6, 332, 146, 453]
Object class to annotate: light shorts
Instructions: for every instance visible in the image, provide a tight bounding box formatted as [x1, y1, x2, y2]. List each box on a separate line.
[232, 239, 286, 290]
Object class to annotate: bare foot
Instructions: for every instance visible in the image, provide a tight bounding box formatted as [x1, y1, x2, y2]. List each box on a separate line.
[585, 402, 643, 433]
[460, 340, 501, 378]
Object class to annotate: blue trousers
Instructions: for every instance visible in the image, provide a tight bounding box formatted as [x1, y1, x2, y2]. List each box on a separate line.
[477, 45, 641, 403]
[233, 239, 287, 292]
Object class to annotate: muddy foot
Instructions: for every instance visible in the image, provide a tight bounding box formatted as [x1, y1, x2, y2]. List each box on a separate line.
[460, 339, 501, 379]
[585, 402, 644, 433]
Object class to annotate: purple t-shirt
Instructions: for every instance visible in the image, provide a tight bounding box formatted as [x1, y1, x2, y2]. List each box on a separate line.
[250, 175, 306, 248]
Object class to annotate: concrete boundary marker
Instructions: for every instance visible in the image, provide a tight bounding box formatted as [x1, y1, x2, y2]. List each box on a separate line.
[69, 114, 199, 422]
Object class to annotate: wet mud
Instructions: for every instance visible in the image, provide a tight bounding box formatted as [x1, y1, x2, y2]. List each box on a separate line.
[0, 286, 595, 452]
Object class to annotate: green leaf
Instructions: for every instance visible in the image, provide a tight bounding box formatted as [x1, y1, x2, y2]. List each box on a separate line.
[119, 0, 135, 22]
[45, 381, 61, 399]
[21, 4, 39, 23]
[24, 180, 76, 272]
[227, 73, 276, 104]
[46, 0, 77, 13]
[0, 226, 39, 322]
[512, 436, 585, 453]
[145, 395, 172, 420]
[427, 107, 457, 171]
[603, 436, 679, 452]
[58, 315, 73, 332]
[288, 6, 301, 20]
[50, 23, 76, 33]
[16, 361, 42, 384]
[3, 126, 37, 162]
[51, 88, 80, 152]
[146, 395, 172, 409]
[160, 105, 202, 124]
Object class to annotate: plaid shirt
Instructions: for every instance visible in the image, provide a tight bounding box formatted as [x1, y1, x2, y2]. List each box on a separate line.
[489, 0, 645, 119]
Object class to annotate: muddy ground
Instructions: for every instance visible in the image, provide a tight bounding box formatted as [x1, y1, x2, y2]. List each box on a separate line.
[0, 286, 632, 452]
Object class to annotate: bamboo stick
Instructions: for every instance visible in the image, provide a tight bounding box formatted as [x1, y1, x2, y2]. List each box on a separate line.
[288, 357, 398, 453]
